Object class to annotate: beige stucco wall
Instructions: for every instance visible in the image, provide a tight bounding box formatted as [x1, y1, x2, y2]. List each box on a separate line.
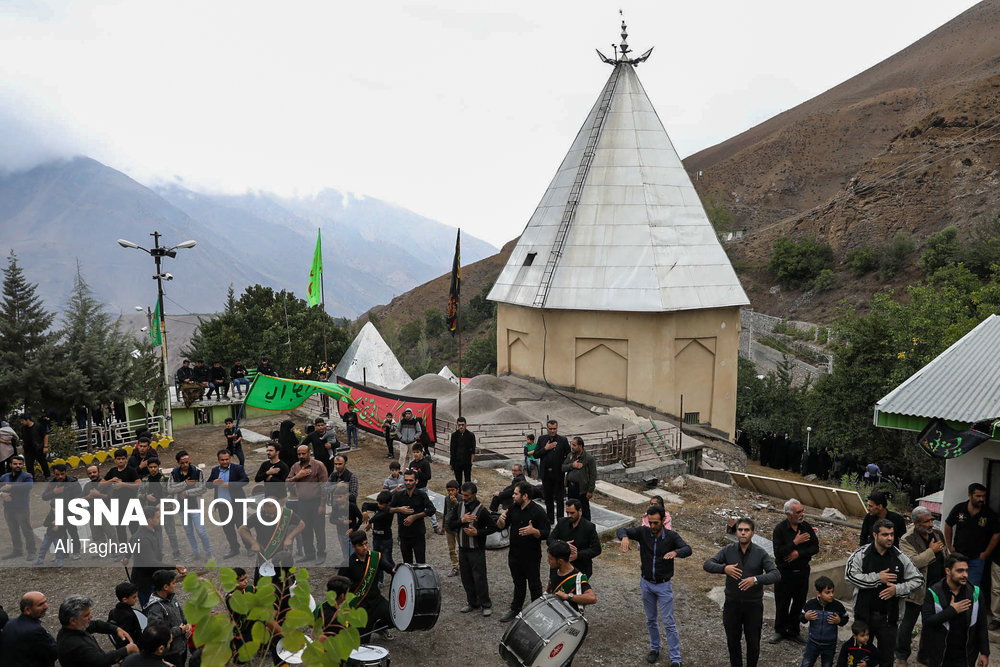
[496, 303, 742, 438]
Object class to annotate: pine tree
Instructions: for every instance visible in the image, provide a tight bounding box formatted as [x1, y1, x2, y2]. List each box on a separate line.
[0, 251, 58, 415]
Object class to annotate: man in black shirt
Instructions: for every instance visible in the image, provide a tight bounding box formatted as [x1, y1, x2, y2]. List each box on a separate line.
[0, 591, 59, 667]
[704, 516, 781, 667]
[207, 361, 228, 401]
[770, 498, 819, 645]
[860, 490, 907, 549]
[549, 498, 602, 578]
[361, 491, 396, 586]
[338, 531, 395, 639]
[192, 360, 211, 396]
[303, 418, 336, 473]
[447, 481, 498, 616]
[19, 414, 49, 480]
[389, 470, 435, 564]
[846, 519, 923, 667]
[254, 443, 289, 498]
[945, 482, 999, 591]
[921, 553, 990, 667]
[496, 481, 550, 622]
[223, 417, 245, 466]
[449, 417, 476, 485]
[490, 463, 528, 512]
[536, 419, 570, 523]
[257, 357, 276, 377]
[230, 359, 250, 397]
[101, 448, 140, 543]
[621, 505, 692, 666]
[126, 436, 154, 480]
[55, 595, 137, 666]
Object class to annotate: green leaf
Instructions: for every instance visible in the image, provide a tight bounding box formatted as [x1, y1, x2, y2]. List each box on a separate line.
[236, 640, 260, 663]
[282, 608, 315, 630]
[219, 567, 237, 593]
[182, 571, 201, 593]
[227, 590, 250, 614]
[282, 628, 305, 652]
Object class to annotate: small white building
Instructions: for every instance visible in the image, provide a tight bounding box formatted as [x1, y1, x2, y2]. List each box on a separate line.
[874, 314, 1000, 513]
[334, 322, 413, 390]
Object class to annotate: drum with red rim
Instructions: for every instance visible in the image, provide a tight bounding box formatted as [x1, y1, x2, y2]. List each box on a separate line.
[499, 594, 588, 667]
[389, 562, 441, 631]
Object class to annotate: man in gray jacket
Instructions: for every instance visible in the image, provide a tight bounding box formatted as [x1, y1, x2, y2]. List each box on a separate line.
[846, 518, 923, 667]
[562, 437, 597, 520]
[144, 570, 192, 667]
[704, 517, 781, 667]
[895, 506, 948, 666]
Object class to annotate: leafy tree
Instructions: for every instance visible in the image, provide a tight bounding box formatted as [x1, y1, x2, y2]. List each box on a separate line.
[225, 283, 237, 314]
[703, 192, 733, 234]
[879, 232, 915, 280]
[424, 307, 446, 338]
[813, 268, 837, 292]
[463, 322, 497, 376]
[767, 237, 834, 289]
[965, 212, 1000, 279]
[920, 226, 962, 275]
[0, 251, 59, 415]
[184, 285, 350, 377]
[845, 246, 879, 277]
[398, 319, 423, 351]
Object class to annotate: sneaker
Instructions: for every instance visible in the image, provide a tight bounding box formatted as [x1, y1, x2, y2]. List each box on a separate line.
[646, 650, 659, 664]
[767, 633, 784, 645]
[482, 608, 492, 617]
[31, 558, 43, 566]
[71, 553, 81, 560]
[499, 610, 519, 623]
[459, 605, 479, 613]
[448, 568, 460, 577]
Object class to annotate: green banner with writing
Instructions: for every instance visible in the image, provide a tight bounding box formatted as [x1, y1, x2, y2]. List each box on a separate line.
[244, 374, 354, 412]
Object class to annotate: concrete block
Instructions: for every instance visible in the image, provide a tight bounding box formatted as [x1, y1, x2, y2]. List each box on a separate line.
[595, 480, 652, 506]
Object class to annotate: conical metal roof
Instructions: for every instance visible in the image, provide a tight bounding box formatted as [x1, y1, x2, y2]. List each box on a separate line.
[334, 322, 413, 390]
[488, 39, 749, 313]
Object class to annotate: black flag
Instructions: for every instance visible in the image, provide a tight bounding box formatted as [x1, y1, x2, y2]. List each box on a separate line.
[917, 418, 996, 459]
[447, 229, 460, 335]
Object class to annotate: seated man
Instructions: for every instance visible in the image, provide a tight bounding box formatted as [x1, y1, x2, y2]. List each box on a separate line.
[490, 463, 529, 512]
[207, 361, 229, 401]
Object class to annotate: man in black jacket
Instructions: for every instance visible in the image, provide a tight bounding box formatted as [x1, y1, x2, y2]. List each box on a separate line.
[490, 463, 529, 511]
[0, 591, 58, 667]
[496, 481, 551, 622]
[770, 498, 819, 645]
[56, 595, 137, 666]
[230, 358, 250, 397]
[449, 417, 476, 485]
[207, 361, 228, 401]
[922, 553, 990, 667]
[389, 470, 435, 564]
[192, 360, 211, 397]
[536, 419, 570, 523]
[619, 505, 692, 666]
[703, 517, 781, 667]
[860, 491, 907, 549]
[550, 498, 602, 578]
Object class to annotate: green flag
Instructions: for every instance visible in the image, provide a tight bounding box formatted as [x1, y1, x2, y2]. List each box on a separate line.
[150, 301, 163, 347]
[307, 228, 323, 307]
[244, 374, 353, 412]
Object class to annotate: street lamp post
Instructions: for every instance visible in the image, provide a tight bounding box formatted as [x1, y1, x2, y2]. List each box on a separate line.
[118, 232, 197, 438]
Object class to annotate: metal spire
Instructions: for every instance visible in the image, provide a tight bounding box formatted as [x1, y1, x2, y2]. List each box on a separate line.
[596, 12, 653, 66]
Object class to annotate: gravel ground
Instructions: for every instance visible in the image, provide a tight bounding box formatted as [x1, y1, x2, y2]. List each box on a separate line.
[0, 413, 903, 666]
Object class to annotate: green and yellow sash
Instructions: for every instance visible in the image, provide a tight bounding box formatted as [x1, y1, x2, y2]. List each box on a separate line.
[349, 551, 381, 609]
[260, 509, 294, 560]
[552, 570, 587, 597]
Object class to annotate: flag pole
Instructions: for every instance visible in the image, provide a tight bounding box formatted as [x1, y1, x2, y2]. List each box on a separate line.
[458, 303, 463, 416]
[447, 228, 462, 415]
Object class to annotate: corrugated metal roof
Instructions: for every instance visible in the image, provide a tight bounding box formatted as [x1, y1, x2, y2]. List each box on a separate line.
[875, 315, 1000, 423]
[488, 62, 749, 312]
[334, 322, 412, 391]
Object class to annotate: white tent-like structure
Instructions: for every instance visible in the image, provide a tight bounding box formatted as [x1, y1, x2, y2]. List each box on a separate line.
[438, 365, 459, 385]
[334, 322, 413, 390]
[488, 22, 748, 437]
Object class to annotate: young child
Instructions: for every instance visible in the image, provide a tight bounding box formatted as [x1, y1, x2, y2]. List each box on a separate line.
[407, 444, 441, 534]
[523, 433, 538, 478]
[836, 620, 878, 667]
[383, 413, 398, 459]
[224, 417, 245, 466]
[443, 480, 461, 577]
[315, 575, 351, 637]
[108, 581, 143, 649]
[800, 575, 849, 667]
[361, 491, 396, 587]
[383, 461, 405, 492]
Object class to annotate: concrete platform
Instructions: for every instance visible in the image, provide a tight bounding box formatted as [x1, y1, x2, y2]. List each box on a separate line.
[595, 480, 652, 506]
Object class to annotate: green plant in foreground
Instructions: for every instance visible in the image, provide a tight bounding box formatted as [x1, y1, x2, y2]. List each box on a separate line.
[183, 563, 367, 666]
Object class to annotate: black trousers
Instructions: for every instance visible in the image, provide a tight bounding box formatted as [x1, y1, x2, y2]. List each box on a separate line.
[399, 533, 426, 564]
[459, 548, 491, 609]
[773, 568, 809, 637]
[861, 611, 896, 667]
[541, 474, 564, 523]
[566, 482, 591, 520]
[362, 596, 392, 636]
[895, 600, 929, 663]
[452, 465, 472, 486]
[24, 447, 49, 478]
[297, 499, 326, 559]
[508, 551, 543, 611]
[722, 599, 763, 667]
[385, 435, 394, 457]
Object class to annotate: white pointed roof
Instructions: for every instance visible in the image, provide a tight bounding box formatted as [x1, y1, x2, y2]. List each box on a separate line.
[334, 322, 413, 390]
[488, 62, 749, 312]
[438, 366, 459, 384]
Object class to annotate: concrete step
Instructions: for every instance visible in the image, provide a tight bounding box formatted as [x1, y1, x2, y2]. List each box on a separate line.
[594, 480, 652, 506]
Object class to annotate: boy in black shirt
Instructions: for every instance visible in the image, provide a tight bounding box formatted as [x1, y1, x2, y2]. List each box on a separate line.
[407, 444, 441, 534]
[361, 491, 396, 586]
[836, 620, 878, 667]
[224, 418, 245, 466]
[108, 582, 143, 649]
[546, 540, 596, 611]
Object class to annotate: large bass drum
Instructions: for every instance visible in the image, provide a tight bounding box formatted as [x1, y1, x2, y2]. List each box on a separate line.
[347, 644, 391, 666]
[499, 594, 589, 667]
[389, 562, 441, 631]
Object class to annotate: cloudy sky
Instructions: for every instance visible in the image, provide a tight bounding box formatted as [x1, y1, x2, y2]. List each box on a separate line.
[0, 1, 981, 246]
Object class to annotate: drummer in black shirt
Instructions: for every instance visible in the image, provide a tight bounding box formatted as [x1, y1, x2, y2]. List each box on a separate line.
[496, 481, 551, 622]
[389, 470, 436, 564]
[361, 491, 396, 586]
[338, 531, 395, 639]
[547, 539, 596, 611]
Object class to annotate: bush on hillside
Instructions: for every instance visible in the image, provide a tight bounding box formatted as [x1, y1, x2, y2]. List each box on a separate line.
[767, 237, 835, 289]
[845, 247, 879, 277]
[920, 225, 962, 276]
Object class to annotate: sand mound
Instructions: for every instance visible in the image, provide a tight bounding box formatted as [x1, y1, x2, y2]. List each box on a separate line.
[489, 405, 534, 425]
[464, 375, 512, 395]
[403, 373, 458, 398]
[438, 389, 510, 421]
